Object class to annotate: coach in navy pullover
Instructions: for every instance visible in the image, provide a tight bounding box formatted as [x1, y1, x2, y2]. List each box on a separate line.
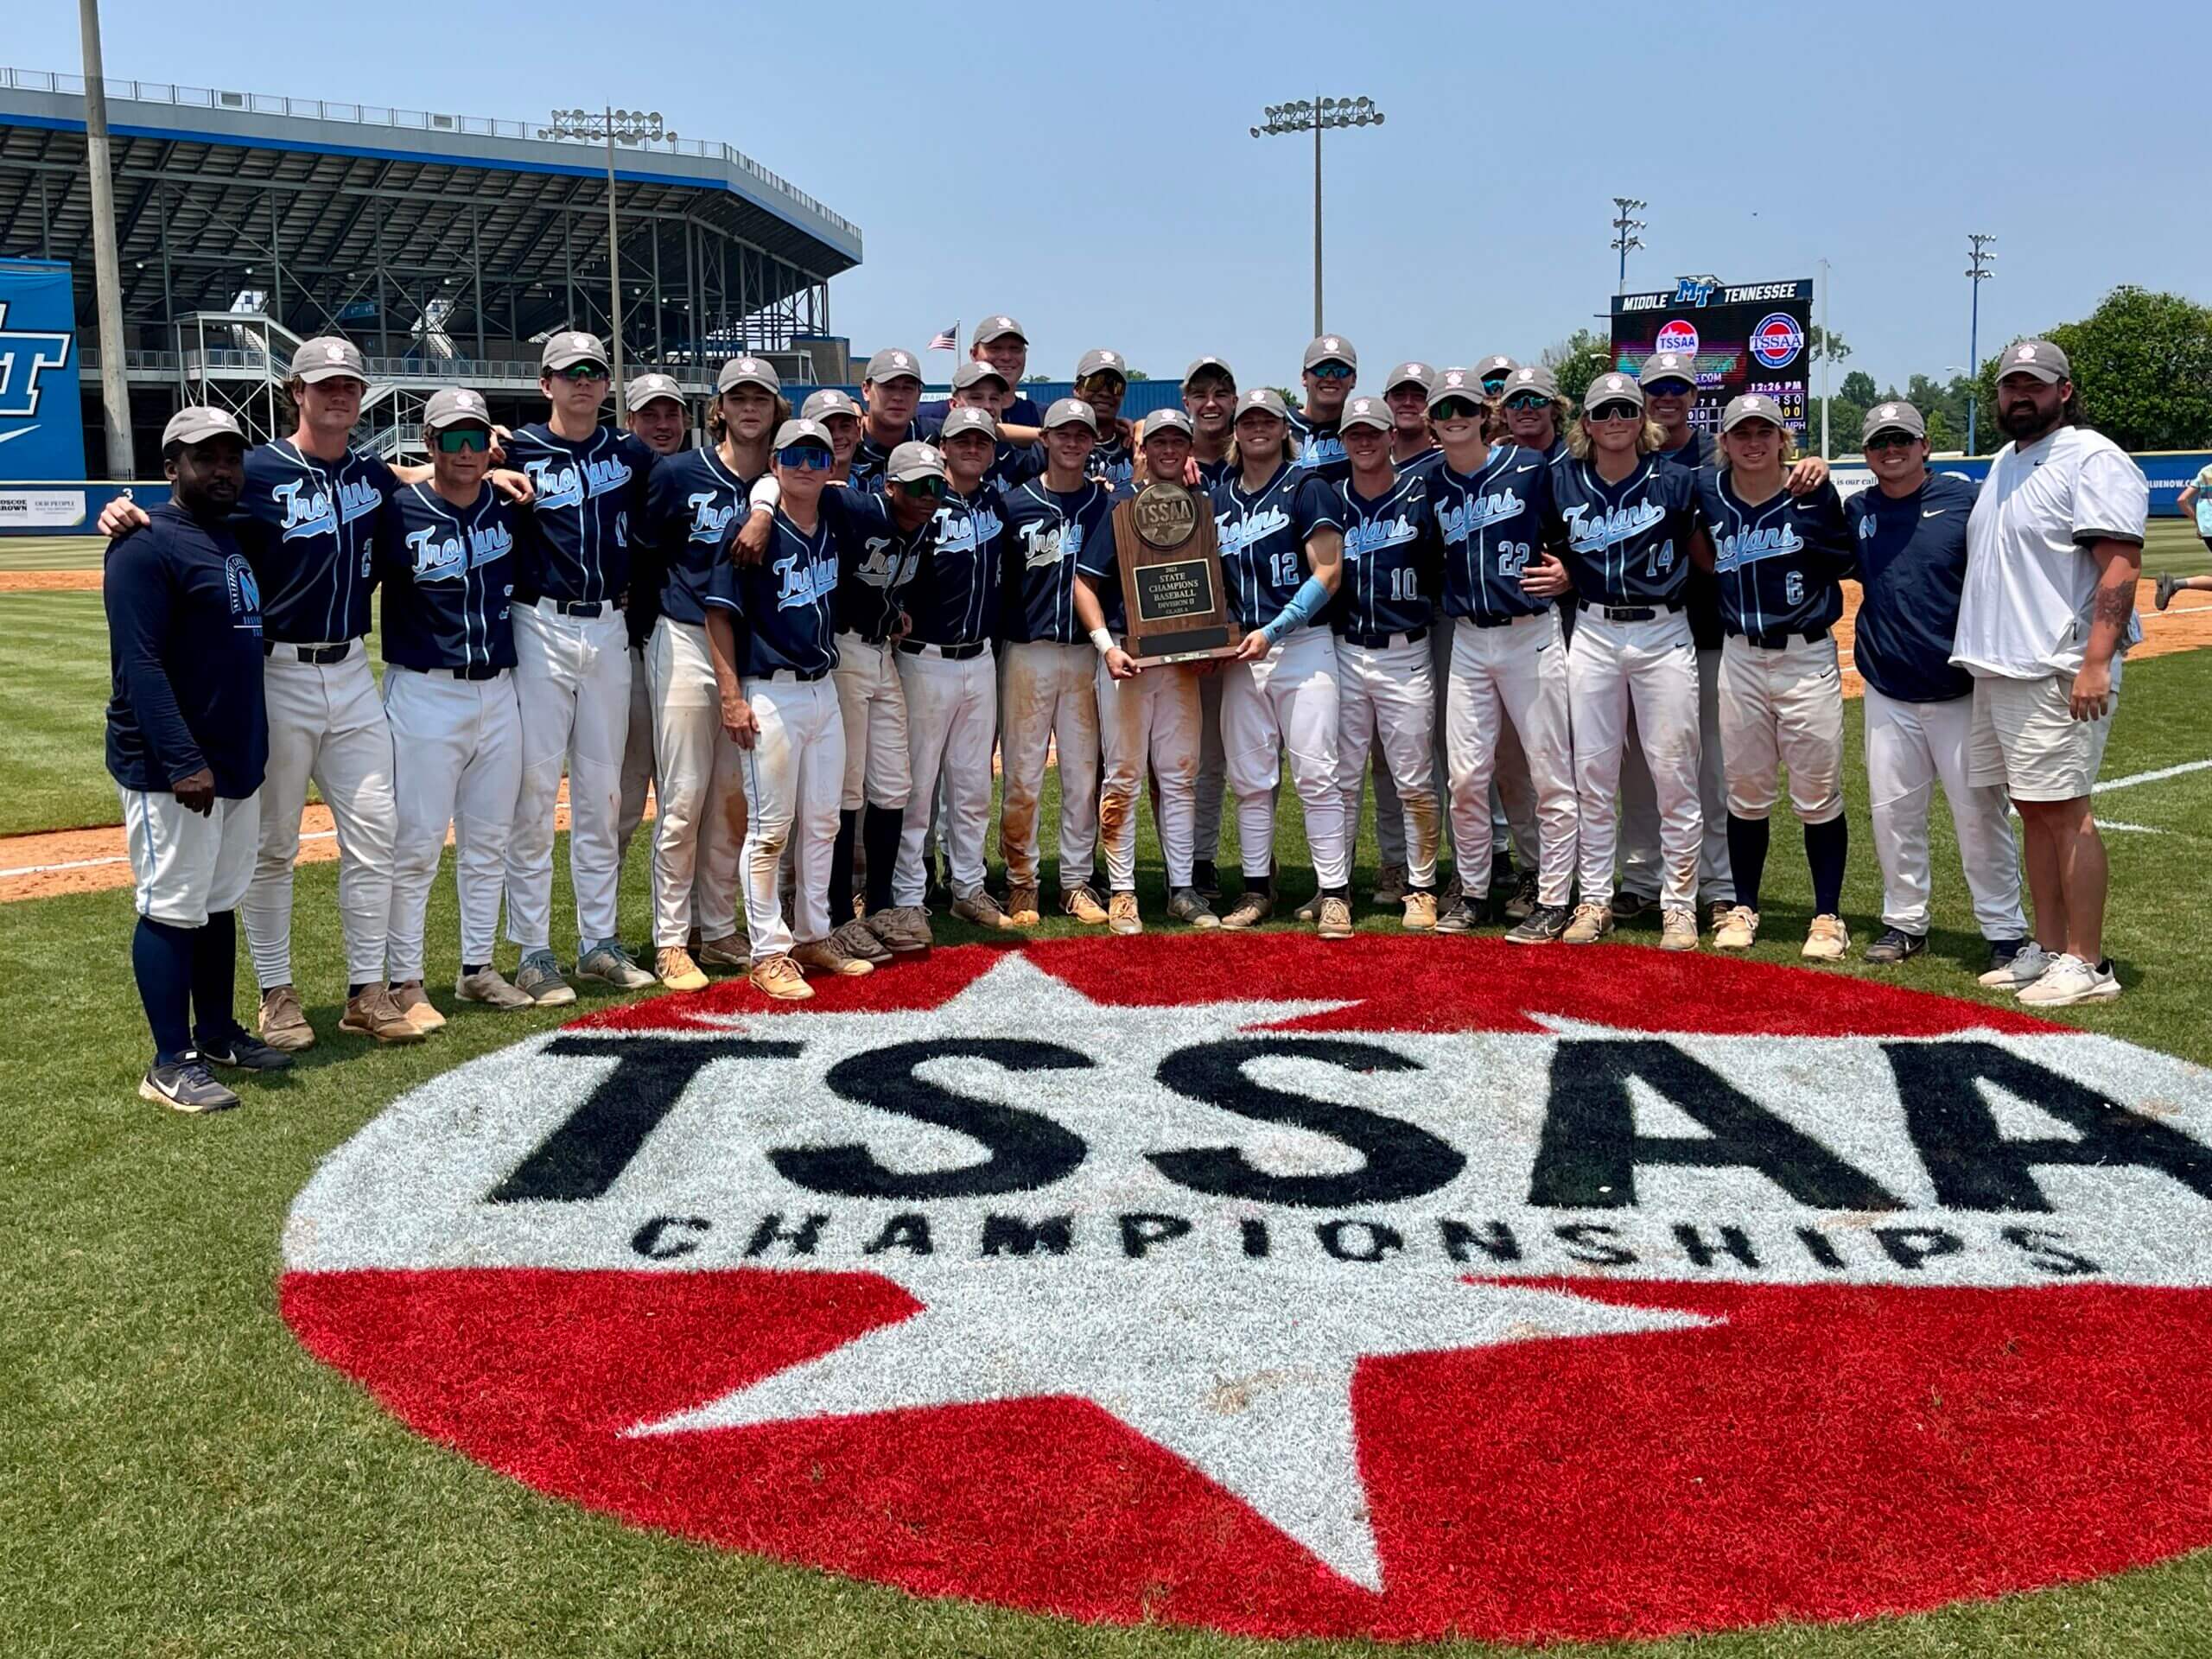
[1847, 467, 1981, 702]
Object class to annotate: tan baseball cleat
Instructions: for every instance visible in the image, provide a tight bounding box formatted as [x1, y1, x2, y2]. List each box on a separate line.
[953, 891, 1019, 930]
[655, 947, 710, 993]
[1006, 885, 1042, 926]
[1659, 908, 1700, 952]
[1713, 906, 1760, 951]
[390, 980, 447, 1033]
[454, 966, 534, 1010]
[748, 953, 814, 1001]
[1317, 895, 1355, 939]
[340, 985, 426, 1045]
[1061, 885, 1110, 925]
[866, 906, 933, 953]
[1107, 892, 1144, 936]
[1219, 890, 1272, 930]
[1401, 892, 1439, 932]
[830, 918, 892, 964]
[257, 985, 315, 1052]
[1562, 902, 1614, 944]
[1802, 914, 1851, 961]
[794, 938, 875, 978]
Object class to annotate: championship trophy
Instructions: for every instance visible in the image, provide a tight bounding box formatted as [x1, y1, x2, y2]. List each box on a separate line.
[1109, 480, 1242, 667]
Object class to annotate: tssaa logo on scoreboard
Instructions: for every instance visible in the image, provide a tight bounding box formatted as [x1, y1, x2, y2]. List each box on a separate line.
[1654, 319, 1700, 359]
[280, 936, 2212, 1647]
[1750, 311, 1808, 370]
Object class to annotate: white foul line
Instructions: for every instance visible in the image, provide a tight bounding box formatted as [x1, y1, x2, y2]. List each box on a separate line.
[0, 829, 337, 880]
[2093, 757, 2212, 794]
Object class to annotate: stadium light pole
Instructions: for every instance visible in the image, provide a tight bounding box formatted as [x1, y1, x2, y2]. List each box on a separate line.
[1251, 97, 1385, 337]
[1965, 232, 1996, 455]
[538, 107, 679, 386]
[78, 0, 134, 478]
[1610, 198, 1647, 295]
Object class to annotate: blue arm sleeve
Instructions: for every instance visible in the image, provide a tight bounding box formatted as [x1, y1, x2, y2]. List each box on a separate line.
[1262, 574, 1332, 645]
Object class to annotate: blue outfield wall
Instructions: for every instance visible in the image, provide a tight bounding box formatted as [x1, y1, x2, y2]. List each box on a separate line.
[1828, 452, 2209, 516]
[0, 480, 169, 536]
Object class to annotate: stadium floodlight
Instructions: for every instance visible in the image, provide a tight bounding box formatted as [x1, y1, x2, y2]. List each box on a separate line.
[1609, 196, 1648, 294]
[537, 105, 683, 386]
[1251, 93, 1389, 335]
[1965, 232, 1998, 454]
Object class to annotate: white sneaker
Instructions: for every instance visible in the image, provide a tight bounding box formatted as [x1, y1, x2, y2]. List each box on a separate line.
[2016, 954, 2121, 1007]
[1979, 943, 2056, 992]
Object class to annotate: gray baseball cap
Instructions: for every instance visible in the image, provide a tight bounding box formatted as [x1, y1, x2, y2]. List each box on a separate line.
[973, 315, 1027, 345]
[1183, 354, 1236, 387]
[1385, 360, 1437, 396]
[1234, 388, 1291, 422]
[1427, 366, 1485, 408]
[1042, 397, 1099, 433]
[772, 416, 833, 452]
[951, 359, 1008, 391]
[1303, 334, 1357, 372]
[1501, 364, 1560, 400]
[1583, 372, 1645, 410]
[1862, 401, 1928, 442]
[1719, 392, 1786, 432]
[887, 440, 949, 483]
[1140, 408, 1195, 442]
[1075, 346, 1128, 383]
[291, 335, 368, 385]
[864, 346, 923, 384]
[716, 355, 779, 395]
[939, 406, 999, 442]
[423, 386, 494, 433]
[1638, 351, 1699, 390]
[624, 372, 684, 412]
[801, 388, 861, 423]
[1998, 338, 2070, 385]
[541, 330, 608, 372]
[1338, 396, 1392, 434]
[1474, 354, 1518, 381]
[162, 405, 245, 448]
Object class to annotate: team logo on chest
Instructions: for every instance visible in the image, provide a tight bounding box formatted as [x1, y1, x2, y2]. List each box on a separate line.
[273, 473, 383, 542]
[281, 938, 2212, 1645]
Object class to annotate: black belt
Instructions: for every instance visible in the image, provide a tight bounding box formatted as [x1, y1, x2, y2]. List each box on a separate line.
[437, 664, 506, 682]
[756, 666, 830, 683]
[1468, 609, 1544, 629]
[898, 639, 990, 661]
[265, 641, 351, 663]
[537, 598, 612, 618]
[1339, 624, 1427, 650]
[1579, 599, 1684, 622]
[1737, 625, 1832, 651]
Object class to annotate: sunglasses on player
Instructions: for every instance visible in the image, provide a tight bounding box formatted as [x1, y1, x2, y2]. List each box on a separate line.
[1308, 362, 1354, 381]
[1480, 376, 1510, 395]
[776, 445, 835, 470]
[1586, 403, 1643, 423]
[895, 475, 948, 500]
[1863, 431, 1922, 453]
[549, 363, 608, 383]
[433, 428, 491, 454]
[1503, 393, 1552, 412]
[1430, 397, 1484, 422]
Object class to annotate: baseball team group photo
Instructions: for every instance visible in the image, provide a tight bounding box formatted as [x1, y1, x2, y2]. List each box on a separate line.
[10, 3, 2212, 1656]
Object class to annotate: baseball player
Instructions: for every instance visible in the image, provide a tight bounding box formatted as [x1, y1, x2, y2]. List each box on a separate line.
[998, 399, 1115, 927]
[853, 347, 939, 488]
[97, 336, 421, 1046]
[918, 315, 1046, 429]
[1073, 349, 1137, 487]
[634, 356, 788, 992]
[1288, 336, 1357, 483]
[378, 389, 535, 1017]
[944, 359, 1049, 490]
[1073, 408, 1213, 932]
[890, 412, 1014, 930]
[1691, 394, 1856, 959]
[702, 417, 868, 1000]
[1426, 370, 1580, 942]
[1475, 355, 1519, 398]
[1213, 389, 1351, 935]
[1331, 397, 1446, 929]
[2160, 460, 2212, 610]
[614, 372, 690, 916]
[1847, 402, 2028, 967]
[802, 388, 865, 480]
[1498, 363, 1569, 463]
[500, 330, 661, 1001]
[1180, 356, 1239, 900]
[105, 407, 291, 1111]
[1550, 372, 1708, 950]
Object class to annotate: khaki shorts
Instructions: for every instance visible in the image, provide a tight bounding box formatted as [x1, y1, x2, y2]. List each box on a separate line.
[1967, 671, 2117, 802]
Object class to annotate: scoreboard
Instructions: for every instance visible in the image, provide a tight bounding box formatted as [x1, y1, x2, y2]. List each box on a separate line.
[1610, 276, 1814, 441]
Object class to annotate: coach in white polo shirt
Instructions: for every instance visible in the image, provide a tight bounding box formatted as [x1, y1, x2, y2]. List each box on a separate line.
[1952, 339, 2147, 1008]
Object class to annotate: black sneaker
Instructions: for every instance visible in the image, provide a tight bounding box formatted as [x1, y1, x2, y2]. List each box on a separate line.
[200, 1030, 296, 1071]
[1433, 898, 1484, 935]
[1612, 891, 1657, 922]
[138, 1054, 240, 1114]
[1193, 859, 1221, 902]
[1505, 902, 1574, 944]
[1863, 927, 1927, 965]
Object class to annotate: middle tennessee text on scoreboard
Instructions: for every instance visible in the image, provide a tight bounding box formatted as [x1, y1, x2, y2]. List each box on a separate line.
[1610, 276, 1815, 441]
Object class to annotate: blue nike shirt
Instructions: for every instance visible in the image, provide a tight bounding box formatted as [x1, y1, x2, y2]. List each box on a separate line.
[1845, 471, 1979, 702]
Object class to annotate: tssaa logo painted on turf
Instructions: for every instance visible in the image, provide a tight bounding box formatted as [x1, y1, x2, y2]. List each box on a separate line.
[280, 937, 2212, 1646]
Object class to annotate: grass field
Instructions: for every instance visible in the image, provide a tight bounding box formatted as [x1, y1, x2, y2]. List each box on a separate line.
[3, 558, 2210, 1656]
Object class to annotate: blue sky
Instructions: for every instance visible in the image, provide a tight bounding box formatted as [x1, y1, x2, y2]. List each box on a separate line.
[17, 1, 2200, 394]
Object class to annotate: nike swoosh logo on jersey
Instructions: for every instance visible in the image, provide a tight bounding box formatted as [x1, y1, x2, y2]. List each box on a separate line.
[1923, 510, 1948, 518]
[1515, 464, 1535, 473]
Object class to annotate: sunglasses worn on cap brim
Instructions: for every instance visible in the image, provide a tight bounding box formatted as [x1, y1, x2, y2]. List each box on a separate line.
[434, 429, 492, 453]
[1308, 363, 1354, 381]
[1587, 404, 1642, 423]
[777, 446, 834, 470]
[1431, 397, 1484, 421]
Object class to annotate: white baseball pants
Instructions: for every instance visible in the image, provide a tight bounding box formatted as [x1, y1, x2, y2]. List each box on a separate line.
[1369, 620, 1455, 870]
[1620, 645, 1733, 905]
[1097, 658, 1202, 890]
[1719, 632, 1847, 824]
[506, 601, 632, 952]
[123, 787, 260, 928]
[999, 639, 1101, 893]
[1864, 685, 2026, 940]
[1222, 626, 1348, 889]
[1446, 612, 1578, 906]
[833, 634, 912, 812]
[617, 642, 655, 869]
[1567, 610, 1702, 911]
[245, 643, 396, 990]
[383, 666, 522, 982]
[646, 617, 745, 950]
[1337, 635, 1441, 891]
[737, 674, 843, 961]
[896, 645, 997, 906]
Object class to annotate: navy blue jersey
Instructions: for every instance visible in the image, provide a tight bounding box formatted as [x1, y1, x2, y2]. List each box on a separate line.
[505, 423, 654, 607]
[1548, 456, 1701, 609]
[1432, 444, 1556, 623]
[1211, 461, 1346, 630]
[1000, 476, 1116, 645]
[104, 503, 268, 798]
[852, 416, 944, 490]
[643, 446, 757, 628]
[1394, 444, 1445, 482]
[988, 440, 1047, 492]
[379, 481, 519, 673]
[704, 507, 841, 678]
[908, 482, 1007, 647]
[1195, 454, 1236, 490]
[1695, 471, 1853, 640]
[1287, 410, 1351, 483]
[235, 441, 397, 644]
[1845, 471, 1979, 702]
[1088, 433, 1136, 490]
[1333, 472, 1444, 639]
[1657, 429, 1726, 648]
[819, 484, 933, 643]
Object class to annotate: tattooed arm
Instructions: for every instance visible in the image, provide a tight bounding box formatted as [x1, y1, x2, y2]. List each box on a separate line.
[2072, 537, 2144, 721]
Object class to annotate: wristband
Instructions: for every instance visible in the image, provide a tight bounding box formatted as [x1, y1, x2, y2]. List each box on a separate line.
[1090, 626, 1117, 657]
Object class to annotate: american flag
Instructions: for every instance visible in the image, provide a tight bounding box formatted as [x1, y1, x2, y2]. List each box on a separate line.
[927, 321, 960, 352]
